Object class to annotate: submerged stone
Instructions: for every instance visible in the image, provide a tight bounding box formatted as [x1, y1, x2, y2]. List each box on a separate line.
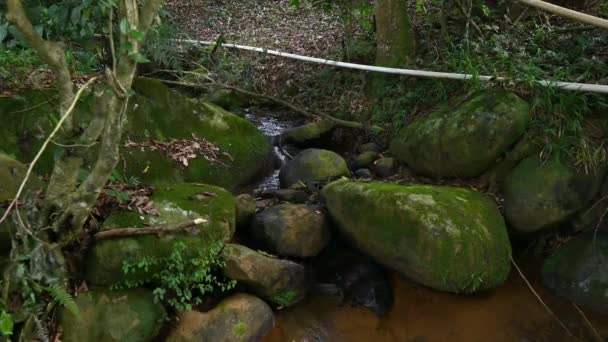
[167, 293, 274, 342]
[222, 243, 311, 307]
[279, 148, 350, 188]
[322, 180, 512, 293]
[542, 232, 608, 313]
[60, 288, 166, 342]
[390, 90, 531, 178]
[85, 183, 235, 286]
[251, 204, 331, 258]
[503, 156, 603, 233]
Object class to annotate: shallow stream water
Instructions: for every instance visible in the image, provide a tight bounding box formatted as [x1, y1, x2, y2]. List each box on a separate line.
[245, 113, 608, 342]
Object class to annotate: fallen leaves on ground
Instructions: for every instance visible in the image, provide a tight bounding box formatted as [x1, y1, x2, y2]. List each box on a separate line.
[125, 133, 230, 168]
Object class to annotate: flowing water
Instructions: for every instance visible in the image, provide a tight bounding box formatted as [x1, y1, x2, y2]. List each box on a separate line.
[245, 114, 608, 342]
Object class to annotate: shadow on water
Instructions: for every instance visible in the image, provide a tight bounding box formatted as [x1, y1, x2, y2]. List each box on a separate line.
[264, 261, 608, 342]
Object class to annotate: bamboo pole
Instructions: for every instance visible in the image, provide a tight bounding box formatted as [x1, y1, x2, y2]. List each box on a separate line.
[178, 39, 608, 94]
[517, 0, 608, 30]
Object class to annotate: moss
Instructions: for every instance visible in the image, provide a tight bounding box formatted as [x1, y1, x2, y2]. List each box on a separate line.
[233, 321, 249, 339]
[85, 183, 235, 286]
[60, 287, 166, 342]
[322, 180, 511, 293]
[280, 149, 350, 188]
[124, 79, 273, 191]
[282, 120, 336, 145]
[270, 290, 300, 307]
[503, 156, 603, 233]
[0, 80, 272, 190]
[390, 90, 531, 178]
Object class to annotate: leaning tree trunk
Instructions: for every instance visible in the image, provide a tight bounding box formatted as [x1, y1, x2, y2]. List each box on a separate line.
[374, 0, 416, 68]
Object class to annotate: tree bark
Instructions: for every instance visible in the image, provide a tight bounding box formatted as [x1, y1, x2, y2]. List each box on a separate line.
[374, 0, 416, 67]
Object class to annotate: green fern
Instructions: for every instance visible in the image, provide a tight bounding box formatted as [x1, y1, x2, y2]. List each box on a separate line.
[47, 285, 79, 316]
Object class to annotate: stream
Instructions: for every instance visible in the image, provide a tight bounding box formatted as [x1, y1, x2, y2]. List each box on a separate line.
[244, 112, 608, 342]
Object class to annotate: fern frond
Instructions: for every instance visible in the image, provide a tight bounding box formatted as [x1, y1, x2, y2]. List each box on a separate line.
[47, 285, 80, 316]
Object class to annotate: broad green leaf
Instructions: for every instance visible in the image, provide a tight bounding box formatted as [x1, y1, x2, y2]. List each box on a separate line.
[0, 311, 13, 336]
[129, 30, 145, 42]
[129, 52, 150, 64]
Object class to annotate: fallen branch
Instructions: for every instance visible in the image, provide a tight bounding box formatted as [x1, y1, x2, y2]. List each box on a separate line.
[94, 218, 207, 240]
[140, 77, 384, 132]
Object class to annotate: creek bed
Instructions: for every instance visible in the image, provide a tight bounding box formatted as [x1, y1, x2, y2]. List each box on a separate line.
[243, 112, 608, 342]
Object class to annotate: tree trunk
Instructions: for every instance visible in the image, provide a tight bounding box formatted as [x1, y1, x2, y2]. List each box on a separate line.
[374, 0, 416, 67]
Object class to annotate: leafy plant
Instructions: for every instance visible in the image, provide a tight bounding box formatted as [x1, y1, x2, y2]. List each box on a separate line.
[114, 241, 236, 311]
[0, 310, 13, 337]
[47, 284, 79, 316]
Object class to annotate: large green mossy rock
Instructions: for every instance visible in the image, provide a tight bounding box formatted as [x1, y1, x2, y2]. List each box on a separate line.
[60, 288, 166, 342]
[123, 79, 272, 190]
[222, 243, 312, 307]
[542, 232, 608, 313]
[390, 91, 531, 178]
[0, 154, 43, 202]
[85, 183, 235, 286]
[322, 180, 512, 293]
[0, 80, 272, 190]
[503, 157, 603, 234]
[279, 149, 350, 188]
[167, 293, 274, 342]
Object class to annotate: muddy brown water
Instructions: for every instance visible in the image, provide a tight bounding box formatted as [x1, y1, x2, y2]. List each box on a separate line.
[263, 262, 608, 342]
[244, 114, 608, 342]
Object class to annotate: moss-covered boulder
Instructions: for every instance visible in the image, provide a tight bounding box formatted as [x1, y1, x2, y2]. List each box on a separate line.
[203, 89, 251, 112]
[123, 79, 273, 191]
[251, 204, 331, 258]
[503, 157, 603, 233]
[322, 180, 512, 293]
[167, 293, 274, 342]
[372, 157, 395, 178]
[85, 183, 235, 286]
[0, 80, 272, 191]
[222, 243, 311, 307]
[279, 149, 349, 188]
[542, 232, 608, 313]
[390, 90, 531, 178]
[60, 288, 166, 342]
[352, 151, 378, 170]
[0, 154, 43, 202]
[280, 120, 336, 146]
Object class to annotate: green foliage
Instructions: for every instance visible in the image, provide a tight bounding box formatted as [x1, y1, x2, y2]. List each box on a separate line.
[114, 241, 237, 312]
[233, 321, 248, 338]
[47, 284, 79, 316]
[0, 310, 13, 336]
[270, 290, 299, 307]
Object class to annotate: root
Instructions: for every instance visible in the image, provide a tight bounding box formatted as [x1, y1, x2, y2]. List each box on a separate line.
[94, 218, 207, 240]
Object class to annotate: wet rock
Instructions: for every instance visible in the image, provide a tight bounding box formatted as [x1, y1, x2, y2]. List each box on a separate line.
[271, 189, 309, 203]
[372, 157, 395, 178]
[358, 142, 381, 153]
[352, 151, 378, 170]
[542, 232, 608, 313]
[222, 243, 311, 307]
[354, 168, 373, 179]
[503, 156, 603, 234]
[167, 293, 274, 342]
[60, 288, 166, 342]
[251, 204, 331, 258]
[280, 120, 336, 146]
[390, 90, 531, 178]
[323, 180, 512, 293]
[279, 149, 350, 188]
[236, 194, 256, 228]
[315, 244, 393, 315]
[85, 183, 235, 286]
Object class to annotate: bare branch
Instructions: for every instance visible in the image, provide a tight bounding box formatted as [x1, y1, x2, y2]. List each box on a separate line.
[94, 218, 207, 240]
